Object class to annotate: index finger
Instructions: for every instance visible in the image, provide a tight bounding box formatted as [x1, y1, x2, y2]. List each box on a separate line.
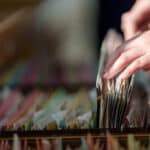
[105, 36, 138, 71]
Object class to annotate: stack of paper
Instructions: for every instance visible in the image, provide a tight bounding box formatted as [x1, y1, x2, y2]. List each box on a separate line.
[96, 30, 134, 128]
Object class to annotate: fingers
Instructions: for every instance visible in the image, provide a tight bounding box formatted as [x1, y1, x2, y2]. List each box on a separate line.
[121, 12, 137, 40]
[121, 0, 150, 40]
[118, 53, 150, 80]
[103, 48, 142, 79]
[103, 31, 150, 80]
[105, 36, 139, 72]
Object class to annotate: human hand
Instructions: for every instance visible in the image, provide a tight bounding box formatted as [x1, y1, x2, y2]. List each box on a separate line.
[121, 0, 150, 40]
[103, 30, 150, 80]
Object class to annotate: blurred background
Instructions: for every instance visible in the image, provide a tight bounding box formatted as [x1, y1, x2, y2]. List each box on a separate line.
[0, 0, 98, 88]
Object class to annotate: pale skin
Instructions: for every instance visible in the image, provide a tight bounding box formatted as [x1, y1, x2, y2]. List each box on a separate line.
[104, 0, 150, 80]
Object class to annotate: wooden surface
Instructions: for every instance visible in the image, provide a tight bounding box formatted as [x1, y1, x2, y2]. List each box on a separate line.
[0, 128, 149, 139]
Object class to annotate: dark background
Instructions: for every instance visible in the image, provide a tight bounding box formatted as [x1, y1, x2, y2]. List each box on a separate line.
[99, 0, 135, 44]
